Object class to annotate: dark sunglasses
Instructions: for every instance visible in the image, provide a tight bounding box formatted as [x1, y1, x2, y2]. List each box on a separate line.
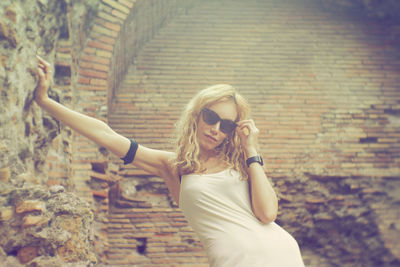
[201, 108, 237, 134]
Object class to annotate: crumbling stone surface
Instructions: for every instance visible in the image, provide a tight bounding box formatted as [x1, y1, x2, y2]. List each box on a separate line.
[0, 0, 101, 188]
[0, 0, 69, 187]
[0, 182, 96, 266]
[276, 174, 400, 267]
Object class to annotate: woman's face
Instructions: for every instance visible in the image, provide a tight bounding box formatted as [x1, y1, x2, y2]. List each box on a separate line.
[197, 100, 238, 155]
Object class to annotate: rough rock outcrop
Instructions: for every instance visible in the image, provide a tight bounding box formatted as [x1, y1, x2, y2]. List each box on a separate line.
[0, 182, 96, 266]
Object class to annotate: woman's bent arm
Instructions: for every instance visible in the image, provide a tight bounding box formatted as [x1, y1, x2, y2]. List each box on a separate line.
[236, 119, 278, 224]
[246, 147, 278, 224]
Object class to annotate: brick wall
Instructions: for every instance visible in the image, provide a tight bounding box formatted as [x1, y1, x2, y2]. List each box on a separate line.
[107, 0, 400, 266]
[105, 208, 207, 266]
[47, 0, 400, 265]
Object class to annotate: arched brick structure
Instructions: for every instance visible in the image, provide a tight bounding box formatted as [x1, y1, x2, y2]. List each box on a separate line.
[71, 0, 194, 200]
[66, 1, 202, 265]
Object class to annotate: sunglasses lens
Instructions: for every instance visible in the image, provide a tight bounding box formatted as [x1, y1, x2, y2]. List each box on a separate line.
[220, 121, 237, 134]
[202, 109, 219, 125]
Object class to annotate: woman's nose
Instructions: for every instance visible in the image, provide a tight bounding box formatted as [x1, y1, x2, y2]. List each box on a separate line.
[210, 121, 221, 133]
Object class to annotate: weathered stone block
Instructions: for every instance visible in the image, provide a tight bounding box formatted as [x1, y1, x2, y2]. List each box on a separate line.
[0, 19, 9, 39]
[16, 172, 40, 184]
[22, 215, 50, 228]
[17, 246, 38, 264]
[4, 6, 17, 24]
[56, 215, 96, 263]
[0, 207, 14, 221]
[15, 200, 46, 214]
[92, 190, 108, 198]
[0, 167, 10, 182]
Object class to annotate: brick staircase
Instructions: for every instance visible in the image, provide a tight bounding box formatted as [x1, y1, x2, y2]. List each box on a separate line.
[105, 0, 400, 266]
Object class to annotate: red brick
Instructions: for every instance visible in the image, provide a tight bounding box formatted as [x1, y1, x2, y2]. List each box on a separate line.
[93, 190, 108, 198]
[79, 69, 108, 79]
[81, 55, 110, 65]
[99, 35, 116, 45]
[104, 21, 121, 32]
[111, 9, 128, 20]
[98, 10, 122, 23]
[102, 0, 130, 14]
[94, 25, 118, 37]
[47, 179, 61, 187]
[56, 47, 71, 53]
[77, 77, 90, 84]
[96, 49, 113, 58]
[78, 85, 107, 91]
[90, 78, 108, 86]
[83, 47, 96, 54]
[48, 170, 68, 178]
[87, 40, 113, 52]
[118, 0, 134, 8]
[165, 247, 187, 253]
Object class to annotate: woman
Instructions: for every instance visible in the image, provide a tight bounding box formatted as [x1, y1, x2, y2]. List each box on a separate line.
[36, 56, 304, 266]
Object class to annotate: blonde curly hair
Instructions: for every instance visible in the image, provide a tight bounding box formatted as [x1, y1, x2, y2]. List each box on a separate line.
[173, 84, 250, 179]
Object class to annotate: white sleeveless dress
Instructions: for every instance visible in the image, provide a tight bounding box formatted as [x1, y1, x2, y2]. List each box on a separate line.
[179, 169, 305, 267]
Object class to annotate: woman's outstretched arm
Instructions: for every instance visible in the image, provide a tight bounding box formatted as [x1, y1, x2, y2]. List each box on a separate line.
[35, 55, 130, 158]
[35, 56, 181, 200]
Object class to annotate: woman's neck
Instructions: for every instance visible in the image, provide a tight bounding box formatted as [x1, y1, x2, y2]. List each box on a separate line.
[198, 150, 227, 174]
[199, 149, 220, 162]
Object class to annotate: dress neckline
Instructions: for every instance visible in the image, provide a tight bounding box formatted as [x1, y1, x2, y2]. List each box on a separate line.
[186, 168, 231, 177]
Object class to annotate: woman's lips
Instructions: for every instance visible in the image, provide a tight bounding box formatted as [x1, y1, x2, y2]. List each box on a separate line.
[205, 134, 217, 142]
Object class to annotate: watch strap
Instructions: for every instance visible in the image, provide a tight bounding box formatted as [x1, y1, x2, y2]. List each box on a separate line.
[246, 155, 263, 167]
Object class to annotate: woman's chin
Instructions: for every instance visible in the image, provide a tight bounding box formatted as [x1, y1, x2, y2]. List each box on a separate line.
[200, 144, 222, 156]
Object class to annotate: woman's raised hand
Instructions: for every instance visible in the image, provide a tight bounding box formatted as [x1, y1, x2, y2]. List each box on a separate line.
[236, 119, 259, 157]
[35, 55, 52, 104]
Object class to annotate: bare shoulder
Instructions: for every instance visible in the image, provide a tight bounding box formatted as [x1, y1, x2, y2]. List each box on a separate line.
[134, 146, 181, 202]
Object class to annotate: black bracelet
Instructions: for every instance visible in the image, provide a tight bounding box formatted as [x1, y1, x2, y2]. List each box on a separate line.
[121, 139, 138, 165]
